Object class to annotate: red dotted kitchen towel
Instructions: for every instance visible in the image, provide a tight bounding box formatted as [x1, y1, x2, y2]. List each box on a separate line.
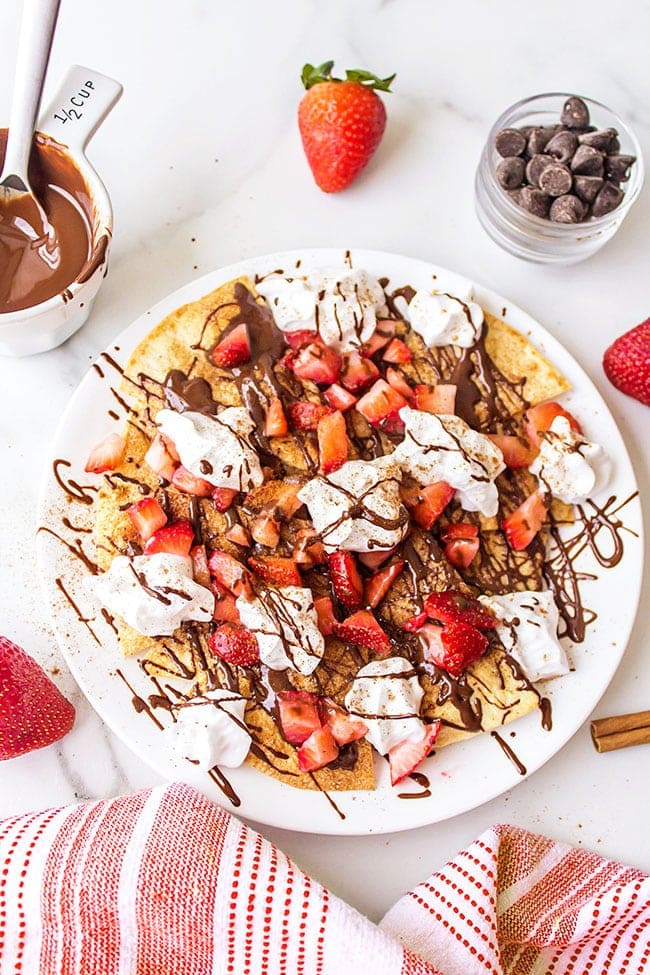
[0, 783, 648, 975]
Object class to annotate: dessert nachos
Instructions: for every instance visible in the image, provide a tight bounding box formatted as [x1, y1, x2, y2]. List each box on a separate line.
[89, 264, 611, 792]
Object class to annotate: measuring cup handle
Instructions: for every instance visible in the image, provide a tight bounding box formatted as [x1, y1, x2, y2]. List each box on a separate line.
[38, 65, 123, 154]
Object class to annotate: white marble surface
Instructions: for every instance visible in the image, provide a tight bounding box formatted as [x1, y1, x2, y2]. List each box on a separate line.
[1, 0, 649, 923]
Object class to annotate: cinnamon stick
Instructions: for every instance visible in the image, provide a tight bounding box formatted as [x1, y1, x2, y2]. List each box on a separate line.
[590, 710, 650, 753]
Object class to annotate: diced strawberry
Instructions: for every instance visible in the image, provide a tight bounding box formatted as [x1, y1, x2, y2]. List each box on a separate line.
[171, 465, 213, 497]
[502, 490, 548, 551]
[388, 721, 441, 786]
[84, 432, 125, 473]
[439, 523, 479, 541]
[208, 622, 259, 666]
[248, 555, 302, 587]
[211, 486, 238, 512]
[363, 318, 397, 356]
[288, 400, 333, 431]
[250, 514, 281, 548]
[324, 383, 357, 412]
[277, 690, 322, 745]
[143, 519, 194, 556]
[382, 337, 412, 363]
[319, 698, 368, 746]
[313, 596, 337, 636]
[400, 481, 454, 530]
[264, 397, 289, 437]
[364, 560, 405, 609]
[190, 544, 211, 587]
[524, 401, 582, 448]
[444, 537, 480, 569]
[428, 620, 489, 678]
[225, 523, 251, 547]
[416, 622, 445, 660]
[402, 610, 429, 632]
[341, 350, 380, 393]
[144, 434, 178, 482]
[423, 590, 497, 630]
[385, 367, 414, 401]
[286, 340, 342, 385]
[211, 322, 251, 368]
[356, 379, 408, 433]
[292, 528, 326, 566]
[211, 588, 240, 623]
[127, 497, 168, 542]
[297, 725, 339, 771]
[328, 551, 364, 610]
[318, 410, 349, 475]
[335, 609, 391, 655]
[487, 433, 537, 468]
[208, 549, 254, 598]
[273, 482, 304, 520]
[285, 329, 318, 350]
[413, 384, 457, 415]
[357, 547, 397, 570]
[160, 433, 180, 462]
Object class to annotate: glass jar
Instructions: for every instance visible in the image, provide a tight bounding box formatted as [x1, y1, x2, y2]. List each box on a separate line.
[474, 93, 644, 265]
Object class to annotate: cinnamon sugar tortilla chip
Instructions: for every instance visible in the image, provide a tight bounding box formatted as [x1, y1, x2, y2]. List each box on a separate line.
[483, 312, 571, 407]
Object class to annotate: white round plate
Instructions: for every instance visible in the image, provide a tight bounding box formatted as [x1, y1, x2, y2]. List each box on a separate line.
[37, 248, 643, 835]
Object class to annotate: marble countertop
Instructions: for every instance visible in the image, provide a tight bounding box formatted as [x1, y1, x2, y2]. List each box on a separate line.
[1, 0, 649, 923]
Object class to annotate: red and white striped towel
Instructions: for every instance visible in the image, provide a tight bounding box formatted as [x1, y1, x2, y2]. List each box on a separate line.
[0, 783, 648, 974]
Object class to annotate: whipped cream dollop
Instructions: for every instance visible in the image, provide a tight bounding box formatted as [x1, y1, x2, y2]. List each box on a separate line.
[256, 267, 388, 353]
[478, 591, 569, 682]
[397, 285, 483, 348]
[235, 586, 324, 675]
[297, 456, 408, 553]
[393, 408, 505, 517]
[156, 407, 263, 492]
[528, 415, 610, 503]
[344, 657, 425, 755]
[164, 689, 251, 770]
[94, 553, 214, 636]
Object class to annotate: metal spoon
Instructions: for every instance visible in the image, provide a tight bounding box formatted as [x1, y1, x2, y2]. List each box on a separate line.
[0, 0, 62, 292]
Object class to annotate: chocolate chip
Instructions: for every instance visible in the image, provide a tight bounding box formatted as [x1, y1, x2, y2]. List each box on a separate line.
[495, 128, 527, 158]
[538, 163, 573, 197]
[605, 154, 636, 182]
[546, 130, 578, 164]
[570, 144, 604, 177]
[496, 156, 526, 190]
[527, 125, 559, 156]
[578, 127, 618, 152]
[525, 153, 554, 187]
[549, 194, 587, 223]
[573, 175, 604, 203]
[560, 96, 590, 130]
[609, 134, 621, 154]
[591, 181, 624, 217]
[519, 186, 552, 218]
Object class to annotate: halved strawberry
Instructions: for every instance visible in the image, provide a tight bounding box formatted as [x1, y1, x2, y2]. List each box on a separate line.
[248, 555, 302, 587]
[292, 528, 327, 566]
[423, 590, 497, 630]
[400, 481, 454, 530]
[429, 620, 489, 677]
[313, 596, 337, 636]
[340, 350, 380, 393]
[297, 725, 339, 771]
[388, 721, 441, 786]
[444, 537, 480, 569]
[286, 340, 342, 385]
[356, 378, 409, 433]
[225, 523, 251, 547]
[127, 497, 168, 541]
[143, 519, 194, 556]
[190, 544, 211, 587]
[265, 397, 289, 437]
[524, 402, 582, 448]
[487, 433, 537, 468]
[144, 434, 178, 482]
[208, 622, 259, 667]
[277, 690, 322, 745]
[319, 698, 368, 746]
[324, 383, 357, 412]
[385, 367, 414, 401]
[363, 318, 396, 356]
[413, 384, 457, 415]
[250, 514, 281, 548]
[211, 486, 238, 512]
[211, 322, 251, 368]
[285, 328, 318, 350]
[288, 400, 333, 431]
[84, 432, 125, 473]
[211, 587, 240, 623]
[364, 560, 405, 609]
[335, 609, 391, 655]
[382, 337, 411, 364]
[328, 551, 364, 610]
[402, 610, 429, 632]
[502, 490, 548, 551]
[318, 410, 349, 474]
[208, 550, 254, 598]
[171, 465, 213, 497]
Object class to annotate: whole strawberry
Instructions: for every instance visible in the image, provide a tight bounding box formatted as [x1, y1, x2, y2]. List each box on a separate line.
[298, 61, 395, 192]
[603, 318, 650, 406]
[0, 636, 75, 760]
